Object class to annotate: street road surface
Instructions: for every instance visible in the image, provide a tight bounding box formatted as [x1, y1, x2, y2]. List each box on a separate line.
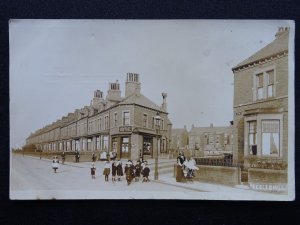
[10, 154, 203, 199]
[10, 154, 286, 200]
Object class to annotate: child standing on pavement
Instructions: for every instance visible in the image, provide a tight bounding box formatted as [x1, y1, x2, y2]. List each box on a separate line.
[142, 161, 150, 183]
[103, 160, 111, 182]
[91, 163, 96, 179]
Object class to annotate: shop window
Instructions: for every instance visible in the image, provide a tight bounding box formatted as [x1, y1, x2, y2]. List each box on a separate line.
[143, 137, 152, 155]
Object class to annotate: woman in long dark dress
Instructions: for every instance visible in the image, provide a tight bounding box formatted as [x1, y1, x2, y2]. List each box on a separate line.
[111, 160, 117, 182]
[134, 160, 141, 182]
[125, 161, 135, 185]
[176, 152, 185, 182]
[116, 160, 123, 181]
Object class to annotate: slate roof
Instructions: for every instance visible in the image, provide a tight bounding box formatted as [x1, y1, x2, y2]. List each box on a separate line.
[189, 126, 233, 135]
[119, 93, 163, 112]
[172, 128, 188, 135]
[232, 30, 289, 70]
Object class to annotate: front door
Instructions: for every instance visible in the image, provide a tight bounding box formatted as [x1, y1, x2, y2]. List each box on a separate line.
[121, 137, 129, 159]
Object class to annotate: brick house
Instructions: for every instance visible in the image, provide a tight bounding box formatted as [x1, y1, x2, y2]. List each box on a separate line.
[188, 123, 234, 157]
[232, 27, 289, 167]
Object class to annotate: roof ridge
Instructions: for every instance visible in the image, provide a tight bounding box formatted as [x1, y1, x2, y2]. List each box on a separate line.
[232, 30, 289, 70]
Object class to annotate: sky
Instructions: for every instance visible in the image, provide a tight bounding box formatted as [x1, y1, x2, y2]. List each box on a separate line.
[9, 19, 292, 148]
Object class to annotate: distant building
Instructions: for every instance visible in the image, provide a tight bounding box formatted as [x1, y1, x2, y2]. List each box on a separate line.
[25, 73, 172, 160]
[170, 126, 189, 151]
[232, 27, 289, 165]
[189, 123, 234, 157]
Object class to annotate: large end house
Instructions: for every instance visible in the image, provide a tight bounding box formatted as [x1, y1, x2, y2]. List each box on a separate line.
[232, 27, 289, 167]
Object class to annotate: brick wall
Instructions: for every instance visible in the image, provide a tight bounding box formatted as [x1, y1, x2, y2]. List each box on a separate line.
[234, 56, 288, 106]
[248, 168, 287, 183]
[194, 165, 241, 186]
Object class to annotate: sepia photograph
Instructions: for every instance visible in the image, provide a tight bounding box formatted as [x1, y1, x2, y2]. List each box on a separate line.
[9, 19, 295, 200]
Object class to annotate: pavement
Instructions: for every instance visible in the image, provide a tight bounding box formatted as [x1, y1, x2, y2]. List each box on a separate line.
[10, 154, 290, 200]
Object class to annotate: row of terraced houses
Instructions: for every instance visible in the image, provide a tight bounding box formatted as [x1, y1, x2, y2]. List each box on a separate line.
[26, 73, 172, 161]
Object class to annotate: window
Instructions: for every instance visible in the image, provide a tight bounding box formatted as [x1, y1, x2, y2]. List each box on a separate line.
[143, 137, 152, 155]
[143, 114, 147, 127]
[98, 118, 102, 131]
[82, 139, 86, 150]
[114, 112, 118, 127]
[88, 122, 91, 132]
[112, 137, 118, 152]
[96, 137, 100, 150]
[254, 69, 275, 101]
[262, 120, 280, 156]
[256, 73, 264, 100]
[104, 115, 109, 129]
[266, 70, 274, 98]
[224, 133, 228, 145]
[75, 140, 80, 151]
[209, 136, 214, 145]
[248, 121, 257, 155]
[123, 111, 130, 125]
[103, 136, 109, 150]
[161, 119, 164, 130]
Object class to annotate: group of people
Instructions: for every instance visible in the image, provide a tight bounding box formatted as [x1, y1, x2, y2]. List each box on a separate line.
[91, 158, 151, 185]
[176, 152, 199, 182]
[59, 150, 116, 164]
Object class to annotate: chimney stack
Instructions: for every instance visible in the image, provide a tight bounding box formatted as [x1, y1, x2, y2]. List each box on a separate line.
[106, 80, 122, 103]
[125, 73, 141, 97]
[275, 27, 289, 38]
[161, 92, 167, 111]
[92, 90, 105, 111]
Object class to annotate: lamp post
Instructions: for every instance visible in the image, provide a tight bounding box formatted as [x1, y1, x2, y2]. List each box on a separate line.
[154, 113, 161, 180]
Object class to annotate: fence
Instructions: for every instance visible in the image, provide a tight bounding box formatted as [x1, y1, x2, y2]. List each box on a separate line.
[194, 153, 234, 167]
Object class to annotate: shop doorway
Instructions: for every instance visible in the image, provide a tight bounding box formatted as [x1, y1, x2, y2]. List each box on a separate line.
[121, 137, 129, 158]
